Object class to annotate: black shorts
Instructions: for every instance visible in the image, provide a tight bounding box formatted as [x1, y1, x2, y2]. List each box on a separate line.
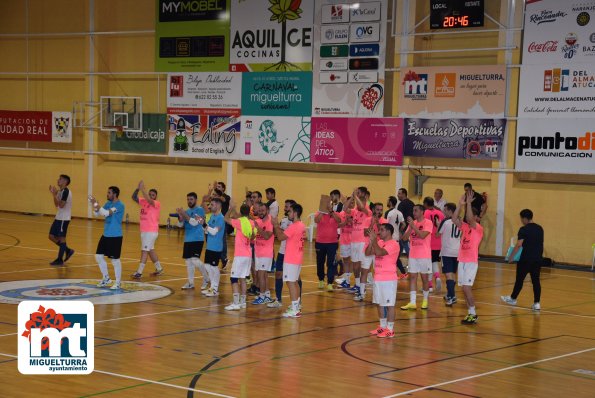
[49, 220, 70, 238]
[275, 253, 285, 272]
[204, 250, 222, 267]
[431, 250, 441, 263]
[96, 236, 123, 259]
[183, 241, 204, 259]
[441, 256, 459, 274]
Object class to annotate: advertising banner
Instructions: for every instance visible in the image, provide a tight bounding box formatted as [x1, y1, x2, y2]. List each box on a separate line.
[168, 113, 241, 159]
[515, 118, 595, 175]
[398, 65, 507, 118]
[166, 72, 241, 112]
[310, 117, 403, 166]
[312, 0, 387, 117]
[0, 110, 72, 143]
[229, 0, 314, 72]
[110, 113, 167, 154]
[240, 116, 311, 162]
[241, 72, 312, 116]
[522, 0, 595, 65]
[155, 0, 230, 71]
[518, 63, 595, 118]
[403, 118, 506, 160]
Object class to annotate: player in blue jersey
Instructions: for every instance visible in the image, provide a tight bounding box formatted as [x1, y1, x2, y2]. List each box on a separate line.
[177, 192, 208, 290]
[202, 197, 226, 297]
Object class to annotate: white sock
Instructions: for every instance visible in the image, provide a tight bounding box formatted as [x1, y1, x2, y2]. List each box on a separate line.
[423, 290, 429, 300]
[240, 295, 246, 304]
[345, 272, 351, 283]
[112, 259, 122, 284]
[432, 262, 439, 273]
[137, 262, 146, 274]
[410, 290, 416, 304]
[233, 293, 240, 305]
[155, 261, 162, 271]
[207, 266, 220, 291]
[380, 318, 387, 328]
[469, 306, 476, 315]
[95, 254, 109, 278]
[185, 259, 195, 284]
[292, 300, 300, 312]
[193, 258, 209, 282]
[387, 322, 394, 331]
[355, 277, 360, 286]
[360, 283, 366, 296]
[265, 290, 271, 298]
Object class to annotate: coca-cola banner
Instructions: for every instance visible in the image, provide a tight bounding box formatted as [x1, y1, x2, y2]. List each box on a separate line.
[522, 0, 595, 65]
[0, 110, 73, 143]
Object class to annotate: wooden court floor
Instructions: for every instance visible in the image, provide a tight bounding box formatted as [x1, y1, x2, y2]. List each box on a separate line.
[0, 212, 593, 398]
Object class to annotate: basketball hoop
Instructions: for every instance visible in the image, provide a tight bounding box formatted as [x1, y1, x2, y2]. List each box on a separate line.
[106, 125, 125, 138]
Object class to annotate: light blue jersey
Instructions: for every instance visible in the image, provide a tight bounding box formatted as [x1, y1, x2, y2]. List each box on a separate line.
[206, 213, 225, 252]
[102, 200, 125, 237]
[184, 206, 205, 242]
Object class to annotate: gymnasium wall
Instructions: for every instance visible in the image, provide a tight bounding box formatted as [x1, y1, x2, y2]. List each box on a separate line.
[0, 0, 593, 265]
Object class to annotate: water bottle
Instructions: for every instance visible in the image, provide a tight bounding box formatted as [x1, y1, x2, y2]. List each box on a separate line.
[125, 213, 129, 224]
[166, 217, 171, 229]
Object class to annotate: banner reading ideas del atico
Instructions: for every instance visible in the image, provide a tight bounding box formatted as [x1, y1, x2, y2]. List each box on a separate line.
[516, 119, 595, 175]
[517, 64, 595, 118]
[403, 118, 506, 160]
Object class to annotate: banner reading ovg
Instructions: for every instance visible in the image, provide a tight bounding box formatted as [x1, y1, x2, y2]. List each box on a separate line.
[310, 117, 403, 166]
[241, 72, 312, 116]
[404, 118, 506, 160]
[110, 114, 167, 154]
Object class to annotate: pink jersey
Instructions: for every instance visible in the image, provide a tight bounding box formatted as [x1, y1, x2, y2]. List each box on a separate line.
[365, 217, 388, 250]
[409, 218, 433, 259]
[350, 208, 371, 243]
[315, 212, 339, 243]
[254, 216, 274, 258]
[424, 208, 445, 250]
[231, 218, 255, 258]
[139, 198, 160, 233]
[283, 221, 306, 265]
[458, 222, 484, 263]
[374, 239, 400, 281]
[338, 211, 353, 245]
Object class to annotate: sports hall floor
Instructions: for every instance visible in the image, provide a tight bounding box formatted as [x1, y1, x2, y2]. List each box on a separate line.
[0, 212, 593, 397]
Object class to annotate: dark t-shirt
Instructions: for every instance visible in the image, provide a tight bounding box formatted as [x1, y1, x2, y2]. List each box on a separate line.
[518, 223, 544, 261]
[221, 193, 231, 215]
[471, 191, 485, 214]
[397, 198, 414, 222]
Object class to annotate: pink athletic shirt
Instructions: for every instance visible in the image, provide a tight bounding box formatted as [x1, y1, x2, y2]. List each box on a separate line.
[374, 239, 400, 281]
[139, 198, 160, 233]
[338, 211, 353, 245]
[365, 217, 388, 251]
[409, 218, 433, 259]
[283, 221, 306, 265]
[254, 216, 274, 258]
[458, 222, 484, 263]
[231, 218, 255, 258]
[350, 208, 371, 243]
[315, 212, 339, 243]
[424, 208, 445, 250]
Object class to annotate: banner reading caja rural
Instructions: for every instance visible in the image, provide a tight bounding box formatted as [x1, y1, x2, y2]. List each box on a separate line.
[168, 113, 241, 159]
[166, 72, 242, 112]
[155, 0, 230, 71]
[522, 0, 595, 65]
[517, 64, 595, 118]
[310, 117, 403, 166]
[312, 0, 388, 117]
[398, 65, 506, 118]
[230, 0, 314, 72]
[515, 118, 595, 175]
[241, 72, 312, 116]
[403, 118, 506, 160]
[0, 110, 72, 143]
[110, 113, 167, 154]
[239, 116, 311, 162]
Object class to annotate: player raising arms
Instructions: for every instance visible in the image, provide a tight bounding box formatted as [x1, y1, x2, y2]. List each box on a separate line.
[131, 180, 163, 279]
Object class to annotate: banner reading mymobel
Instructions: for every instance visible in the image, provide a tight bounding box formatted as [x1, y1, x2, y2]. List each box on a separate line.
[110, 114, 167, 154]
[155, 0, 231, 71]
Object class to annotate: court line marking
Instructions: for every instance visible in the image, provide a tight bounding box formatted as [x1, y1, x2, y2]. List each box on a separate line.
[381, 347, 595, 398]
[0, 352, 235, 398]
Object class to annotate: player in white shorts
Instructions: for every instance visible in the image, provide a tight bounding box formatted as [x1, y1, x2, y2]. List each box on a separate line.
[355, 203, 387, 302]
[346, 188, 371, 296]
[252, 202, 275, 305]
[335, 198, 354, 289]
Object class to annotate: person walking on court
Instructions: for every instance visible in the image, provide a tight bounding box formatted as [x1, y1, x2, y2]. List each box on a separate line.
[252, 202, 275, 305]
[177, 192, 208, 290]
[314, 195, 341, 291]
[89, 186, 125, 290]
[48, 174, 74, 266]
[501, 209, 544, 311]
[131, 180, 163, 279]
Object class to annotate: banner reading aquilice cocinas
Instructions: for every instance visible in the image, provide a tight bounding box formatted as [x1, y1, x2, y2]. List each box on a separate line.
[404, 118, 506, 160]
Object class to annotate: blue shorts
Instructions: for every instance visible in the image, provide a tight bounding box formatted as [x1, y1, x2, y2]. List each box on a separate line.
[49, 220, 70, 238]
[441, 256, 458, 274]
[275, 253, 285, 272]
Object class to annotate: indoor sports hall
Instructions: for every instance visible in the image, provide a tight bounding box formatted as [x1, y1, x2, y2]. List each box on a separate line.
[0, 1, 593, 397]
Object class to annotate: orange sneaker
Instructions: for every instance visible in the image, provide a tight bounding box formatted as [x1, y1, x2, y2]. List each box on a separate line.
[369, 326, 384, 335]
[377, 329, 395, 338]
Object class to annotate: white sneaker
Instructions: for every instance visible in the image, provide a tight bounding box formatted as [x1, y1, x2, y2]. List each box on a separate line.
[97, 277, 112, 287]
[201, 287, 211, 295]
[500, 295, 517, 306]
[240, 302, 247, 309]
[110, 282, 121, 290]
[181, 282, 195, 290]
[282, 308, 296, 318]
[531, 302, 541, 311]
[225, 303, 241, 311]
[267, 300, 282, 308]
[200, 281, 210, 290]
[205, 289, 219, 297]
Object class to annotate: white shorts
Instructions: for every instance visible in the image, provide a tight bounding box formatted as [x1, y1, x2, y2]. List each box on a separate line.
[350, 242, 365, 262]
[282, 263, 301, 282]
[373, 280, 398, 306]
[362, 254, 374, 270]
[458, 262, 478, 286]
[255, 257, 273, 272]
[231, 256, 251, 278]
[340, 243, 351, 258]
[408, 258, 432, 274]
[141, 232, 158, 251]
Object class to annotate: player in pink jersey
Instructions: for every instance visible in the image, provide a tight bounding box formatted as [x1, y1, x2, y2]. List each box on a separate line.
[131, 180, 163, 279]
[400, 205, 434, 311]
[367, 223, 400, 338]
[272, 203, 306, 318]
[335, 198, 354, 289]
[252, 202, 275, 305]
[452, 191, 484, 324]
[356, 202, 388, 302]
[424, 197, 445, 293]
[314, 196, 341, 291]
[346, 188, 371, 297]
